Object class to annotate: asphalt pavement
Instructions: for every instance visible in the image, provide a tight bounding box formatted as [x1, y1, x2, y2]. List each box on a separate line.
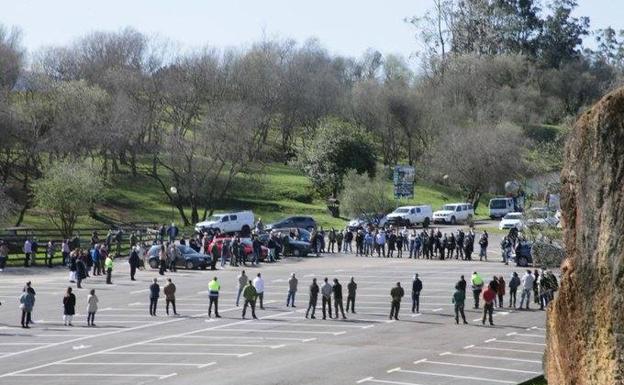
[0, 224, 546, 385]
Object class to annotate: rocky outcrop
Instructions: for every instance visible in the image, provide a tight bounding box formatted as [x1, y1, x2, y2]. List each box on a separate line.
[546, 87, 624, 385]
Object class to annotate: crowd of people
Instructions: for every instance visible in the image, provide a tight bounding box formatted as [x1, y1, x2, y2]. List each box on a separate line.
[10, 265, 558, 329]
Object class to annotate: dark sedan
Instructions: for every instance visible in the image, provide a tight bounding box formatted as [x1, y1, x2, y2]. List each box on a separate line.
[146, 244, 210, 270]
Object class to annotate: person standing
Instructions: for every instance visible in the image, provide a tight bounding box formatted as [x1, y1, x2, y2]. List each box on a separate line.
[242, 280, 258, 319]
[19, 288, 35, 328]
[452, 285, 468, 324]
[208, 277, 221, 318]
[412, 273, 423, 313]
[164, 278, 177, 316]
[220, 241, 229, 268]
[305, 278, 319, 319]
[533, 269, 540, 307]
[496, 275, 506, 308]
[346, 277, 357, 314]
[287, 273, 298, 307]
[396, 232, 404, 258]
[387, 231, 396, 258]
[389, 282, 404, 320]
[471, 272, 484, 309]
[332, 279, 346, 319]
[481, 285, 496, 326]
[209, 241, 218, 270]
[76, 253, 87, 289]
[336, 231, 344, 254]
[479, 231, 489, 261]
[104, 253, 113, 284]
[63, 287, 76, 326]
[167, 223, 178, 242]
[91, 244, 101, 276]
[158, 244, 167, 275]
[236, 270, 248, 306]
[508, 272, 520, 308]
[23, 239, 32, 267]
[149, 278, 160, 316]
[456, 275, 467, 293]
[86, 289, 98, 327]
[168, 243, 179, 272]
[328, 228, 336, 253]
[253, 273, 265, 310]
[61, 239, 70, 266]
[519, 270, 534, 310]
[321, 277, 333, 320]
[128, 246, 141, 281]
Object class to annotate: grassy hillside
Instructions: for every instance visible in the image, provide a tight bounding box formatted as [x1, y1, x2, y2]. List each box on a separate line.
[16, 163, 490, 232]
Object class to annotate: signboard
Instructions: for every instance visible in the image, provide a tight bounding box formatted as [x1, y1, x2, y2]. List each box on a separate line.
[393, 165, 415, 199]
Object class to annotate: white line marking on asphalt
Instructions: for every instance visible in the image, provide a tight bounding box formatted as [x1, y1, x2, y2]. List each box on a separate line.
[413, 359, 427, 364]
[387, 367, 401, 373]
[507, 332, 517, 336]
[415, 360, 541, 374]
[508, 333, 546, 338]
[392, 369, 516, 384]
[467, 346, 543, 354]
[441, 352, 542, 363]
[198, 362, 217, 368]
[57, 362, 214, 368]
[0, 343, 49, 346]
[463, 345, 474, 349]
[10, 373, 176, 379]
[99, 351, 249, 357]
[356, 377, 374, 384]
[159, 373, 178, 380]
[213, 328, 346, 335]
[145, 342, 285, 349]
[130, 289, 149, 294]
[238, 352, 253, 357]
[72, 345, 91, 350]
[432, 308, 443, 312]
[173, 335, 315, 343]
[531, 326, 546, 331]
[489, 340, 546, 346]
[485, 338, 497, 343]
[248, 321, 369, 329]
[357, 378, 427, 385]
[439, 352, 451, 356]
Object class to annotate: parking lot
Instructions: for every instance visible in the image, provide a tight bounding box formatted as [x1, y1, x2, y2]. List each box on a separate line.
[0, 231, 546, 385]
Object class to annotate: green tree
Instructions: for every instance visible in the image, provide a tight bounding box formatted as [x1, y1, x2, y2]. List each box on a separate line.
[33, 161, 102, 238]
[339, 170, 394, 220]
[300, 118, 377, 199]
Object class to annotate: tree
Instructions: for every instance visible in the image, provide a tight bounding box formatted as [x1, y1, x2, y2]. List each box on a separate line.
[33, 161, 102, 238]
[539, 0, 589, 68]
[0, 186, 16, 226]
[0, 25, 24, 91]
[429, 122, 527, 210]
[339, 170, 394, 220]
[300, 118, 377, 199]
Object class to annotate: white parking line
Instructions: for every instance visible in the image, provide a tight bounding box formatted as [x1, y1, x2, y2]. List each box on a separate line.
[488, 340, 546, 346]
[215, 328, 346, 335]
[10, 373, 177, 379]
[413, 359, 541, 374]
[467, 346, 542, 354]
[248, 321, 370, 329]
[99, 351, 252, 357]
[439, 352, 541, 363]
[145, 342, 285, 349]
[174, 335, 317, 342]
[389, 368, 515, 384]
[356, 378, 422, 385]
[56, 361, 216, 368]
[506, 332, 545, 338]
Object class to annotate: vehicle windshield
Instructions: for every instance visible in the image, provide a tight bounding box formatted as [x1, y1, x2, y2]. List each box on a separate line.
[442, 205, 457, 211]
[504, 213, 523, 220]
[207, 215, 223, 222]
[490, 199, 508, 209]
[393, 208, 409, 213]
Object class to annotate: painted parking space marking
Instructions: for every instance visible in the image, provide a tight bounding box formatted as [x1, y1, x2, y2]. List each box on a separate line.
[386, 368, 516, 383]
[412, 359, 541, 374]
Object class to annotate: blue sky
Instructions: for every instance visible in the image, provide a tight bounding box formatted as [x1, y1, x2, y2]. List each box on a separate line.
[2, 0, 620, 61]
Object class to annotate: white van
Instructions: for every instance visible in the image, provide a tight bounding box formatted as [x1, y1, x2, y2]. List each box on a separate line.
[194, 211, 254, 234]
[432, 203, 474, 224]
[488, 197, 515, 219]
[386, 205, 433, 228]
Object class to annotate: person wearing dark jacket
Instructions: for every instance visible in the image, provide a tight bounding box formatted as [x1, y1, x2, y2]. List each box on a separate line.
[63, 287, 76, 326]
[149, 278, 160, 316]
[456, 275, 467, 293]
[452, 285, 468, 324]
[412, 274, 423, 313]
[332, 279, 346, 319]
[346, 277, 357, 313]
[508, 272, 521, 308]
[75, 254, 87, 288]
[389, 282, 405, 320]
[128, 247, 141, 281]
[305, 278, 319, 319]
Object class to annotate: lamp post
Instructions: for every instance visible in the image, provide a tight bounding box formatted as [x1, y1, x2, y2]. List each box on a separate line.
[169, 186, 177, 223]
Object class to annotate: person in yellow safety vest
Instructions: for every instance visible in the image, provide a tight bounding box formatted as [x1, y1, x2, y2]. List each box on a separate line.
[105, 255, 113, 285]
[471, 271, 484, 309]
[208, 277, 221, 318]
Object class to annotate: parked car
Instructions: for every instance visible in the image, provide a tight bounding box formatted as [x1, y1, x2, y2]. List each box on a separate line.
[512, 241, 533, 267]
[194, 211, 254, 235]
[524, 207, 559, 228]
[499, 212, 525, 231]
[207, 237, 268, 262]
[265, 216, 316, 232]
[259, 231, 311, 257]
[488, 197, 516, 219]
[146, 244, 210, 270]
[269, 228, 311, 243]
[432, 203, 474, 224]
[347, 214, 388, 231]
[385, 205, 432, 228]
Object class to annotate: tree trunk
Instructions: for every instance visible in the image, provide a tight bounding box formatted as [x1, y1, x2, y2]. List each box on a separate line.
[129, 150, 138, 177]
[545, 87, 624, 385]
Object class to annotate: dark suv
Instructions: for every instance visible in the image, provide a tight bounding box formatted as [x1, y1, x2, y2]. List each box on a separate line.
[266, 216, 316, 232]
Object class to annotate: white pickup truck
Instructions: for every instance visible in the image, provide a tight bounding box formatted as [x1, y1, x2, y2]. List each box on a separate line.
[432, 203, 474, 225]
[385, 205, 433, 228]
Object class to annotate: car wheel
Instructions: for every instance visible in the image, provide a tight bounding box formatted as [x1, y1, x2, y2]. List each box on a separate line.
[185, 260, 194, 270]
[423, 217, 430, 228]
[200, 265, 207, 270]
[404, 219, 411, 228]
[293, 249, 301, 257]
[518, 256, 528, 267]
[450, 216, 457, 225]
[149, 259, 159, 269]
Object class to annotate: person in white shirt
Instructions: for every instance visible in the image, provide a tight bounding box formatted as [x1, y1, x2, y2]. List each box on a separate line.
[253, 273, 265, 310]
[519, 270, 535, 310]
[23, 239, 32, 267]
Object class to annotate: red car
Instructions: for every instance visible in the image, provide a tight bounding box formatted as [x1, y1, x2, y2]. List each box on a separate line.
[207, 238, 268, 261]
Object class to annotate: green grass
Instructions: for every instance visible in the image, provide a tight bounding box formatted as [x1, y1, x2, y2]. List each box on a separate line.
[519, 376, 547, 385]
[14, 162, 489, 233]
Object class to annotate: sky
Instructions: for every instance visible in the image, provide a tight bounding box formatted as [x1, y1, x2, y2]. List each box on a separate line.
[1, 0, 621, 63]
